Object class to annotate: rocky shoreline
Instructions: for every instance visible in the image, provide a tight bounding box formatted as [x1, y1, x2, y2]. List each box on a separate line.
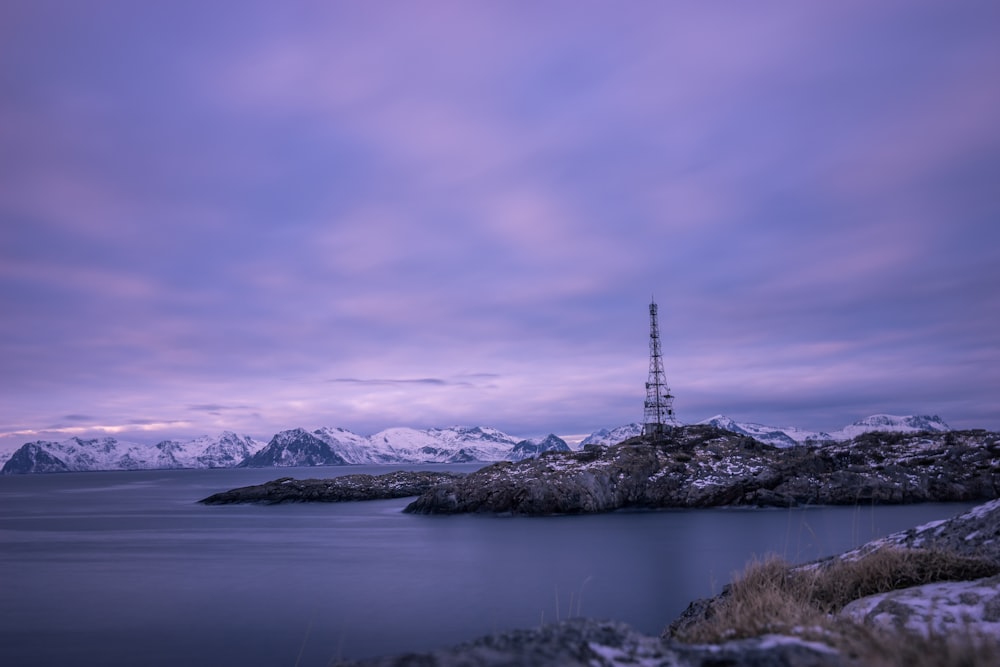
[198, 470, 463, 504]
[404, 425, 999, 515]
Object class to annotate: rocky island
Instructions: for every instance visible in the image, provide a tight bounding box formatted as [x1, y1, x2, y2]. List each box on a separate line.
[199, 425, 999, 512]
[404, 425, 1000, 515]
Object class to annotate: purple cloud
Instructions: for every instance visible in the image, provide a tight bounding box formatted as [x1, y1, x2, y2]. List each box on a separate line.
[1, 1, 998, 452]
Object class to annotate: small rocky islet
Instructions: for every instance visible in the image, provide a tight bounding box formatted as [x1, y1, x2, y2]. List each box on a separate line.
[198, 470, 463, 504]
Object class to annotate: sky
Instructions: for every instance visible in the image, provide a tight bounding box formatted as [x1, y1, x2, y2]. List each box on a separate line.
[1, 1, 999, 452]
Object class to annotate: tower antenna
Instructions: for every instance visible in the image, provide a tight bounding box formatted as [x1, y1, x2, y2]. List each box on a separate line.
[643, 298, 674, 438]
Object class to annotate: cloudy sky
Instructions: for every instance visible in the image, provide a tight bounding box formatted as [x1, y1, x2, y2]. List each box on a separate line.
[1, 1, 998, 451]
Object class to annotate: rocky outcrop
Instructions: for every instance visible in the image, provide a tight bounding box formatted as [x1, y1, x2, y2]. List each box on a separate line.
[342, 618, 846, 667]
[404, 426, 1000, 515]
[199, 470, 464, 504]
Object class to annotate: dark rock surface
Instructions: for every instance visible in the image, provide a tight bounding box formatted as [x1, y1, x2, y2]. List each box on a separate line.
[404, 426, 1000, 515]
[342, 618, 846, 667]
[199, 470, 464, 504]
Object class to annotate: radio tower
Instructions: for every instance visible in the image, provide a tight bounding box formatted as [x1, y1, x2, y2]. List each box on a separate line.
[643, 298, 674, 438]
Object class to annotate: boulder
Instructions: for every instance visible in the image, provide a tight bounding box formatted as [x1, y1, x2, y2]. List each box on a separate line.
[841, 575, 1000, 636]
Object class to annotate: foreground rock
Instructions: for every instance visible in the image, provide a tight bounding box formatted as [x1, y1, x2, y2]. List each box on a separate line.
[199, 470, 464, 504]
[841, 574, 1000, 636]
[405, 425, 999, 515]
[342, 618, 845, 667]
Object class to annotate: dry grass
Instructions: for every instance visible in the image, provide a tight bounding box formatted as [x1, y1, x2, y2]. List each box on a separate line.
[809, 546, 999, 612]
[674, 547, 1000, 665]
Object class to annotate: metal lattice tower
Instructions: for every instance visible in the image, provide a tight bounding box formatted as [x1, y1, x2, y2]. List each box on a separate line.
[643, 299, 674, 437]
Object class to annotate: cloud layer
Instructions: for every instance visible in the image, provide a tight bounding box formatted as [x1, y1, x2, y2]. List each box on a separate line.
[2, 1, 998, 449]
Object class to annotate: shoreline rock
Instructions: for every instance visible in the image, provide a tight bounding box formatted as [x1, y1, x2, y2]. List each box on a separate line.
[198, 470, 464, 504]
[403, 425, 999, 516]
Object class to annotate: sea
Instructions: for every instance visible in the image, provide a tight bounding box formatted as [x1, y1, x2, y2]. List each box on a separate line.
[0, 464, 980, 666]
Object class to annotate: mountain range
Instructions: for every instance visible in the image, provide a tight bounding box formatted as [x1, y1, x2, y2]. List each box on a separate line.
[0, 414, 953, 474]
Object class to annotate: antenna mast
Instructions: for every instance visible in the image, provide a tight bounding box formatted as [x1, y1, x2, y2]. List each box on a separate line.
[643, 299, 674, 437]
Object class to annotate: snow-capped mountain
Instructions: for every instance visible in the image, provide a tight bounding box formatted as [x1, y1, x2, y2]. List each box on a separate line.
[160, 431, 266, 468]
[827, 414, 951, 441]
[360, 426, 522, 464]
[239, 428, 348, 468]
[312, 426, 377, 463]
[698, 414, 950, 446]
[580, 414, 953, 449]
[696, 416, 833, 448]
[579, 423, 644, 447]
[0, 432, 265, 474]
[2, 425, 541, 473]
[509, 434, 570, 461]
[1, 414, 959, 474]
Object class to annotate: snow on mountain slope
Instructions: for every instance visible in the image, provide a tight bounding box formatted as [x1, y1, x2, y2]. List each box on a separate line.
[696, 415, 832, 448]
[829, 414, 951, 441]
[239, 428, 348, 468]
[2, 415, 959, 474]
[196, 431, 267, 466]
[509, 434, 570, 461]
[311, 426, 376, 463]
[579, 423, 644, 447]
[1, 432, 266, 474]
[699, 414, 949, 446]
[366, 426, 521, 463]
[581, 414, 953, 450]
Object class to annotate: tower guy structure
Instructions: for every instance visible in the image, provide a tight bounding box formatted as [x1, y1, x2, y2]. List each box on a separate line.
[643, 298, 675, 437]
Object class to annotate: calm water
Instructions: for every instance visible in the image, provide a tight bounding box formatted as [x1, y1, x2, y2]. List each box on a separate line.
[0, 466, 979, 666]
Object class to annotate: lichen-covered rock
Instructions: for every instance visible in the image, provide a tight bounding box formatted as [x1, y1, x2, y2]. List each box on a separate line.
[199, 470, 464, 504]
[404, 426, 1000, 516]
[841, 575, 1000, 636]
